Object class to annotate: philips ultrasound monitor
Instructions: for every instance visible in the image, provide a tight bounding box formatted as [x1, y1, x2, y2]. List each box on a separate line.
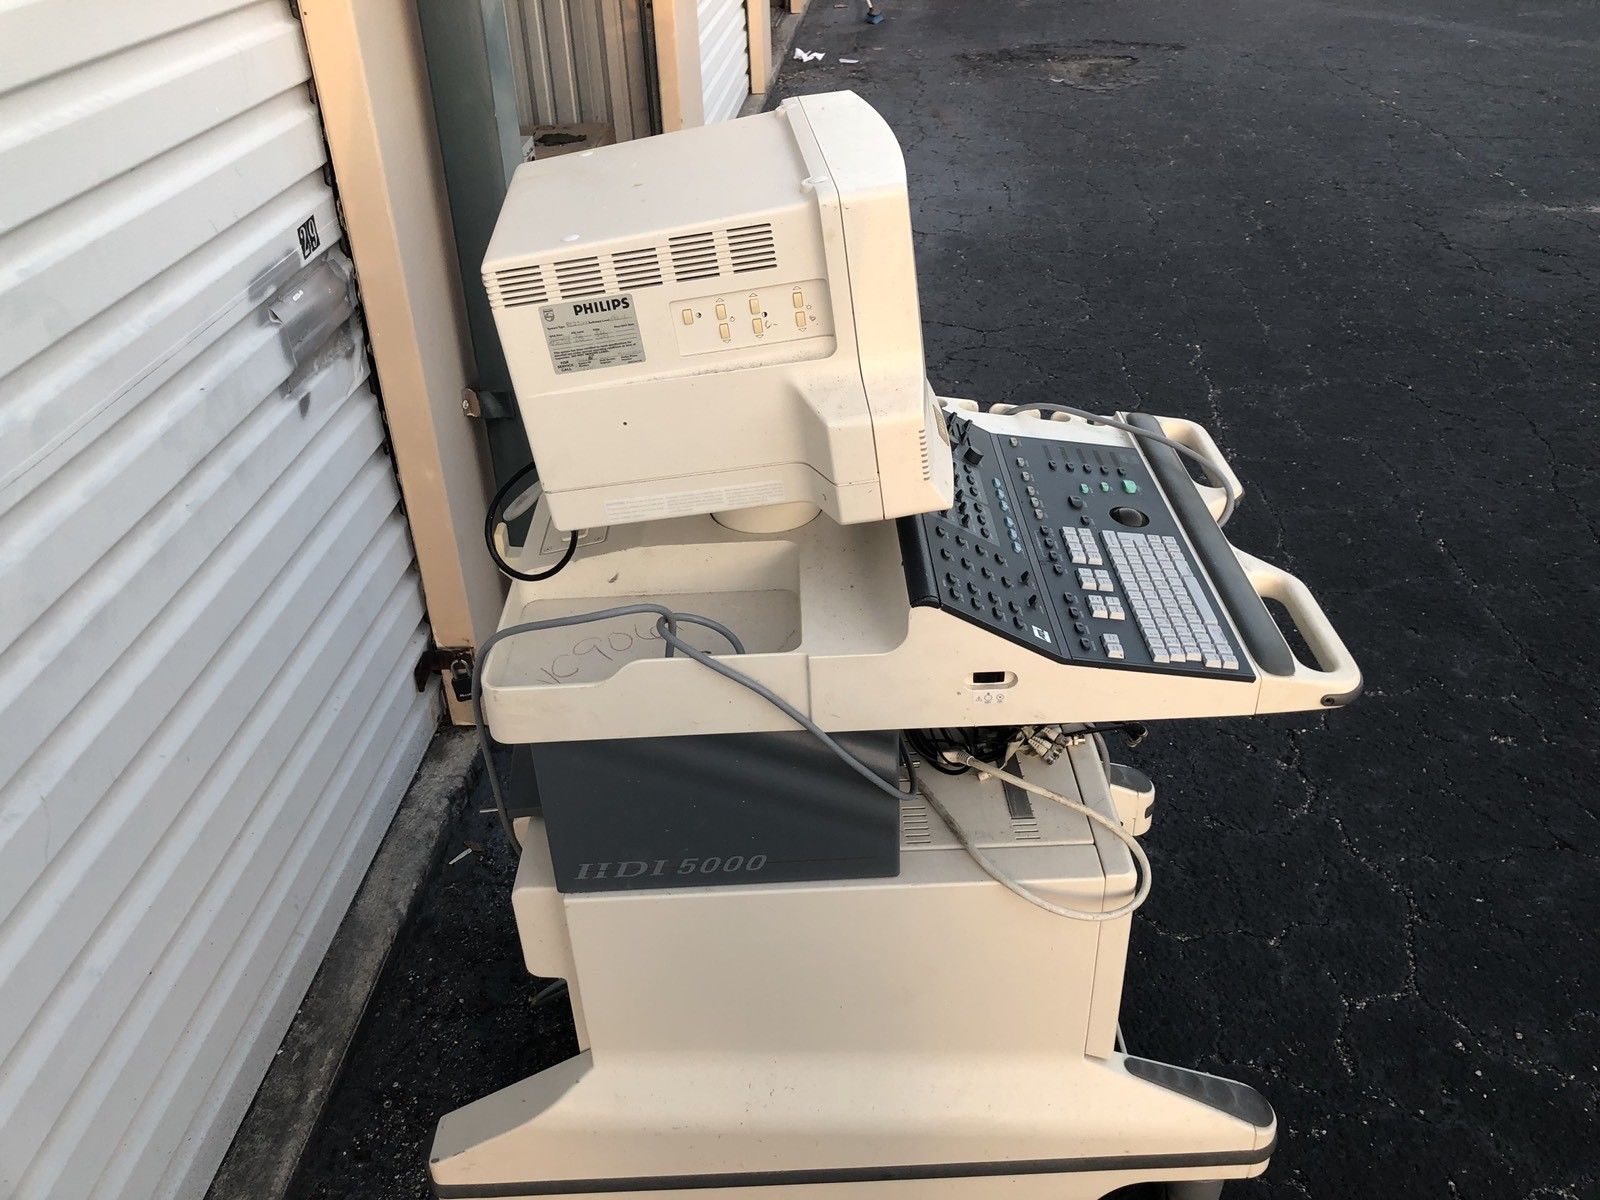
[482, 91, 954, 533]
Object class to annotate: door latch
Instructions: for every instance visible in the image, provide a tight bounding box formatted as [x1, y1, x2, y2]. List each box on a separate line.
[414, 646, 474, 703]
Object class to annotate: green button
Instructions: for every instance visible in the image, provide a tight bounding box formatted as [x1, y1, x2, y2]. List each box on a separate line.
[1122, 479, 1139, 494]
[1080, 483, 1091, 494]
[1100, 481, 1112, 492]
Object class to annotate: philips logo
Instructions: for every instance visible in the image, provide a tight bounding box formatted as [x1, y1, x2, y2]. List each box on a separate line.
[572, 297, 631, 316]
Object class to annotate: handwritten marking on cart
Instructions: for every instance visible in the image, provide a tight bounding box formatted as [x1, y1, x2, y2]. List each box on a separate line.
[532, 620, 678, 685]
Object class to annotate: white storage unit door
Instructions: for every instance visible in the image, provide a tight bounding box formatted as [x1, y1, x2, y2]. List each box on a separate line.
[698, 0, 751, 123]
[0, 4, 437, 1199]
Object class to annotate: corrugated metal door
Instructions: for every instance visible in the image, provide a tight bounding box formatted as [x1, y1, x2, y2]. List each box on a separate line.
[698, 0, 750, 123]
[0, 3, 437, 1199]
[506, 0, 657, 142]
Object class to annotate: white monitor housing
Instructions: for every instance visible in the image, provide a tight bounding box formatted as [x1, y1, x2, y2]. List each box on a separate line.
[482, 91, 954, 532]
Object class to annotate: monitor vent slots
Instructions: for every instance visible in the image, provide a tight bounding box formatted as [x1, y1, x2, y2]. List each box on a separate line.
[726, 223, 778, 273]
[669, 231, 721, 281]
[612, 246, 664, 289]
[487, 224, 779, 309]
[670, 223, 777, 282]
[553, 256, 606, 298]
[484, 264, 548, 308]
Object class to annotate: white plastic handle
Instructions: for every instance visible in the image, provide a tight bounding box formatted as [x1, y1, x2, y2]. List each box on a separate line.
[1152, 416, 1244, 524]
[1233, 549, 1362, 712]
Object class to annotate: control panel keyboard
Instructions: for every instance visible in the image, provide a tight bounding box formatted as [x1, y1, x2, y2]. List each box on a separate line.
[1104, 530, 1240, 670]
[897, 413, 1255, 681]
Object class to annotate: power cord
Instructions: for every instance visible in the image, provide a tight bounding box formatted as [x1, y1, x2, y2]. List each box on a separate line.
[484, 461, 579, 582]
[998, 402, 1240, 526]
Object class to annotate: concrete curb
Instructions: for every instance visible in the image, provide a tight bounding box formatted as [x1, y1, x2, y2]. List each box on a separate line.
[206, 726, 482, 1200]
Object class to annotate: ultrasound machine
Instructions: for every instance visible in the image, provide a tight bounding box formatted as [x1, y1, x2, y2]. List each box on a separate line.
[428, 91, 1360, 1200]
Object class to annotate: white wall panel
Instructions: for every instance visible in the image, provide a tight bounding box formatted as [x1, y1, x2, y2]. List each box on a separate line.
[0, 2, 437, 1197]
[697, 0, 749, 123]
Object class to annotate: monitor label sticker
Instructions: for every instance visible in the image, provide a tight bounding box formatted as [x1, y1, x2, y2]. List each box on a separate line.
[603, 481, 785, 523]
[541, 293, 645, 374]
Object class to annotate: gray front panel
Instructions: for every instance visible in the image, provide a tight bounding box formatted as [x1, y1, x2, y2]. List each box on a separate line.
[534, 730, 902, 892]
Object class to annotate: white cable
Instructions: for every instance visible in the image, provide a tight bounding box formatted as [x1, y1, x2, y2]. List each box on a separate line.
[999, 401, 1239, 526]
[946, 752, 1152, 921]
